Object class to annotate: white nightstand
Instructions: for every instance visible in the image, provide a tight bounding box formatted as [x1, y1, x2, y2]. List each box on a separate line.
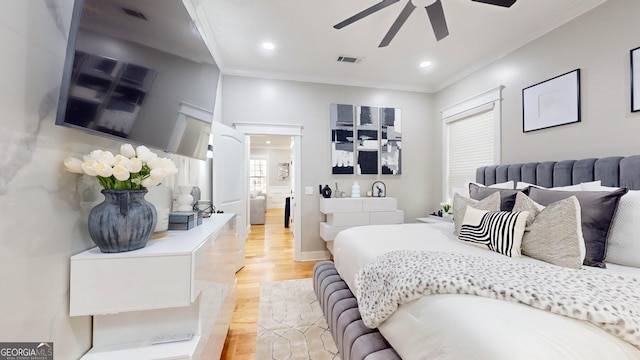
[417, 215, 453, 224]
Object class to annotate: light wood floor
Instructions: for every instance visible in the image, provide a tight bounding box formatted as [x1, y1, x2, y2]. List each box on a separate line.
[220, 208, 320, 360]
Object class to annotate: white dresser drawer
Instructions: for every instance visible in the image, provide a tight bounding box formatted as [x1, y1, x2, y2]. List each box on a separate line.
[327, 212, 370, 226]
[319, 198, 363, 213]
[370, 210, 404, 224]
[70, 254, 192, 316]
[362, 197, 397, 212]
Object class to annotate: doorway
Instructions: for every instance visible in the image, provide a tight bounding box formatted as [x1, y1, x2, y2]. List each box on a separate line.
[248, 135, 294, 229]
[232, 122, 303, 261]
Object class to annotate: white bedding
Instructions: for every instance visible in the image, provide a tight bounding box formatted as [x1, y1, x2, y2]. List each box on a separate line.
[332, 223, 640, 360]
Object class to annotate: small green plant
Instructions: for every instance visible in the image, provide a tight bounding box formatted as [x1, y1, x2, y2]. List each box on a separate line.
[440, 201, 452, 214]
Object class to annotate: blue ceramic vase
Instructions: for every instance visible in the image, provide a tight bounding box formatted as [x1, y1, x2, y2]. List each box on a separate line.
[88, 189, 157, 253]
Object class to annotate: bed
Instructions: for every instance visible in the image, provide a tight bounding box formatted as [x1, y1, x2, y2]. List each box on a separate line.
[314, 155, 640, 360]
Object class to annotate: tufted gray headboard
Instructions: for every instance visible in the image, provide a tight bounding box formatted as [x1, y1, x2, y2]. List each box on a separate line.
[476, 155, 640, 190]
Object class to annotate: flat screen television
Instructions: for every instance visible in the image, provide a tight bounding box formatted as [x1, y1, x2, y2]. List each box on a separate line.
[56, 0, 220, 160]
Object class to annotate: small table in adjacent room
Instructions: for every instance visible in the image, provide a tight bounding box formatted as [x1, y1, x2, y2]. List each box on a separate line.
[416, 215, 453, 224]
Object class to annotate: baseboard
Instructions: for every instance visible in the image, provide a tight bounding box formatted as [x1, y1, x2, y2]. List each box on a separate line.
[297, 250, 331, 262]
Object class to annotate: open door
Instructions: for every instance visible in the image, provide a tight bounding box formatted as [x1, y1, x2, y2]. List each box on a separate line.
[211, 121, 246, 272]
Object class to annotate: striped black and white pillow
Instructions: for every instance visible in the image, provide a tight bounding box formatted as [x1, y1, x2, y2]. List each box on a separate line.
[459, 206, 529, 257]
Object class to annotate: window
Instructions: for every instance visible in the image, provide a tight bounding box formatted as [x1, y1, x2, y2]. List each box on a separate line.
[442, 86, 503, 199]
[250, 159, 267, 193]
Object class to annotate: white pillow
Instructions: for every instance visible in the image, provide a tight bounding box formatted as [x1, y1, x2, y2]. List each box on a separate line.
[458, 205, 528, 258]
[516, 181, 541, 190]
[579, 180, 605, 191]
[455, 180, 514, 197]
[552, 184, 583, 191]
[515, 180, 602, 191]
[584, 185, 639, 267]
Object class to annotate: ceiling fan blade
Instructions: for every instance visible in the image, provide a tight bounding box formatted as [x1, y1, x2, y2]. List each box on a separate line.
[379, 1, 415, 47]
[471, 0, 517, 7]
[334, 0, 401, 29]
[425, 0, 449, 41]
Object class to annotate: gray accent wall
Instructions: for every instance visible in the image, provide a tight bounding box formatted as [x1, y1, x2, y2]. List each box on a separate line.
[220, 76, 434, 253]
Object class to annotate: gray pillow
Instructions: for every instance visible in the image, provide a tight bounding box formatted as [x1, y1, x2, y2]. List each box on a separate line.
[469, 183, 528, 211]
[527, 187, 628, 268]
[512, 192, 585, 269]
[452, 192, 500, 235]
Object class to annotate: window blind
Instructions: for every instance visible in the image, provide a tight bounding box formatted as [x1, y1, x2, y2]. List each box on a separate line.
[446, 108, 495, 197]
[250, 159, 267, 192]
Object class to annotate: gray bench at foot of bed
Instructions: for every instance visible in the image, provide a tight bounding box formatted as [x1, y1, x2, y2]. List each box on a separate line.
[313, 261, 401, 360]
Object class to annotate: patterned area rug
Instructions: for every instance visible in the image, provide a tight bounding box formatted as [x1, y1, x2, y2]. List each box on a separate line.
[256, 278, 341, 360]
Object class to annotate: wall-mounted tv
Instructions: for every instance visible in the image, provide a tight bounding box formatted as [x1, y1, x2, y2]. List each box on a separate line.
[56, 0, 220, 160]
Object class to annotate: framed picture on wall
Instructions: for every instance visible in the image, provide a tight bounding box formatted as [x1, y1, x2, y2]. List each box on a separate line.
[631, 47, 640, 112]
[522, 69, 581, 132]
[277, 162, 289, 180]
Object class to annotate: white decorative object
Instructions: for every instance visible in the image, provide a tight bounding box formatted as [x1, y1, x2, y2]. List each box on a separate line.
[351, 181, 361, 198]
[177, 185, 194, 211]
[145, 185, 173, 233]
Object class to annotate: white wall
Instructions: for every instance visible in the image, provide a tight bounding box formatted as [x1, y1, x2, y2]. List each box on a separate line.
[221, 76, 434, 254]
[434, 0, 640, 177]
[0, 1, 208, 357]
[250, 148, 292, 187]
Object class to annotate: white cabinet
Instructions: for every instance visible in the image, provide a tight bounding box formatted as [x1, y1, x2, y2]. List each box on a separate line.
[70, 214, 237, 360]
[319, 198, 403, 253]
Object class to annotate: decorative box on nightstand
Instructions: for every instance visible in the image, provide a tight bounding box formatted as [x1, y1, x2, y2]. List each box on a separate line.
[319, 197, 404, 254]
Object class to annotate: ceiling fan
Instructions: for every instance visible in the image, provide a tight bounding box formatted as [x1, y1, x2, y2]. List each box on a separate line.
[333, 0, 517, 47]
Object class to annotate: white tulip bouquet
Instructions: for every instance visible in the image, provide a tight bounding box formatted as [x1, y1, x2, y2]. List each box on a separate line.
[64, 144, 178, 190]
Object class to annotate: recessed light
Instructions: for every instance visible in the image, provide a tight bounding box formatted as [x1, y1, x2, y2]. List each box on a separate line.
[262, 42, 275, 50]
[419, 61, 432, 68]
[266, 140, 272, 144]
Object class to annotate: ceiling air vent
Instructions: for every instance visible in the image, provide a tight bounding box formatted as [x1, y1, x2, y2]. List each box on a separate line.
[336, 55, 362, 64]
[121, 7, 148, 21]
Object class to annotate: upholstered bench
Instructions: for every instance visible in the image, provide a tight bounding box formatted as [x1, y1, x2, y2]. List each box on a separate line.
[313, 261, 401, 360]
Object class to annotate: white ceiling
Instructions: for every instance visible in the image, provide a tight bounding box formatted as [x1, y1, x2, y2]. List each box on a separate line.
[201, 0, 605, 92]
[249, 135, 293, 150]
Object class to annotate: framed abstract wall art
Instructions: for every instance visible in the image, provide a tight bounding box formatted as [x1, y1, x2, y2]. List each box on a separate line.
[356, 105, 379, 175]
[330, 103, 355, 174]
[329, 103, 402, 175]
[380, 107, 402, 175]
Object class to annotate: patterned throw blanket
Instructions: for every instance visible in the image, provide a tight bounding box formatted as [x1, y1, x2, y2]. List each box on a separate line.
[355, 250, 640, 348]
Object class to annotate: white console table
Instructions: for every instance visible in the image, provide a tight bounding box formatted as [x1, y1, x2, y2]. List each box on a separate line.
[319, 197, 403, 254]
[70, 213, 237, 360]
